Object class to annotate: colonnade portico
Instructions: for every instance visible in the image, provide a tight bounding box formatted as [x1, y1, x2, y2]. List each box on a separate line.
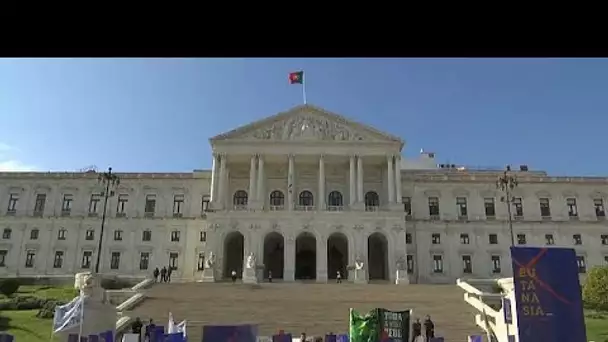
[208, 153, 404, 212]
[214, 226, 398, 283]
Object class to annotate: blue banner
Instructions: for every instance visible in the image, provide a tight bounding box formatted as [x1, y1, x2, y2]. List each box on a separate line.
[202, 324, 258, 342]
[0, 334, 14, 342]
[503, 298, 513, 324]
[272, 332, 293, 342]
[510, 247, 587, 342]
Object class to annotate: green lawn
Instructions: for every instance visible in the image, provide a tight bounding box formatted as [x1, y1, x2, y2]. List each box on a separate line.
[585, 310, 608, 342]
[0, 285, 76, 341]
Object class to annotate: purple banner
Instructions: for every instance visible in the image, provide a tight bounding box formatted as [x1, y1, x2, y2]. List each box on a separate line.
[503, 298, 513, 324]
[202, 324, 258, 342]
[0, 334, 15, 342]
[511, 247, 587, 342]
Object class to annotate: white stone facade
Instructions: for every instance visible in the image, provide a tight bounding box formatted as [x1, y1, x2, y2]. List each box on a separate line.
[0, 104, 607, 284]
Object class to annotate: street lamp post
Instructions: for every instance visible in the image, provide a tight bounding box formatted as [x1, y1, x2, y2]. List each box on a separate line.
[94, 167, 120, 274]
[496, 165, 518, 247]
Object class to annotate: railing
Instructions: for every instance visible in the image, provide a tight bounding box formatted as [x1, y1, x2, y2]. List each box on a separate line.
[365, 205, 379, 212]
[269, 205, 285, 211]
[295, 205, 315, 211]
[327, 206, 343, 212]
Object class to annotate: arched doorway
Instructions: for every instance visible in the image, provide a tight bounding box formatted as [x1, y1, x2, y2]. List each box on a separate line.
[327, 233, 348, 280]
[223, 231, 244, 279]
[295, 232, 316, 280]
[263, 232, 284, 279]
[367, 232, 388, 280]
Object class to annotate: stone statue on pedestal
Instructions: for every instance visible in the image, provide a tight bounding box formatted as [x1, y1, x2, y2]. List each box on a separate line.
[354, 256, 367, 284]
[395, 255, 409, 285]
[246, 252, 257, 269]
[396, 256, 407, 271]
[201, 252, 217, 283]
[205, 252, 216, 269]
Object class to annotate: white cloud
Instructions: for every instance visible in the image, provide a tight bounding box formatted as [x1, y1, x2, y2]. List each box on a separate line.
[0, 142, 37, 171]
[0, 160, 38, 172]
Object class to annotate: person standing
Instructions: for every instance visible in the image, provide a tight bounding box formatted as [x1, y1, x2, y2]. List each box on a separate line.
[336, 271, 342, 284]
[152, 268, 159, 283]
[131, 317, 143, 342]
[423, 315, 434, 342]
[268, 270, 273, 283]
[167, 266, 173, 283]
[144, 319, 156, 342]
[231, 270, 237, 283]
[160, 267, 167, 283]
[411, 318, 422, 342]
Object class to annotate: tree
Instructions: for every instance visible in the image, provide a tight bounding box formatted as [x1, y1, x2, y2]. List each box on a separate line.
[0, 279, 20, 297]
[583, 265, 608, 311]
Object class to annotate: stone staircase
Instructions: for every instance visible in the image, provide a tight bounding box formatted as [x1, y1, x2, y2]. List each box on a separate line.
[128, 282, 483, 342]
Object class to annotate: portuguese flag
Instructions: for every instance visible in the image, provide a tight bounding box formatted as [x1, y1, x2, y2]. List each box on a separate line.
[289, 71, 304, 84]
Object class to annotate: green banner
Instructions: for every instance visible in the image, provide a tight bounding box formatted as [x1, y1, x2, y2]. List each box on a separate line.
[349, 308, 411, 342]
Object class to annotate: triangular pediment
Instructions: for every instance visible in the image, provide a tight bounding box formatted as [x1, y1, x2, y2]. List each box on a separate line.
[210, 104, 403, 144]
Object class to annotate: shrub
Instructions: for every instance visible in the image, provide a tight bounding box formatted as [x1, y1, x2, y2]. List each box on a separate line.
[0, 296, 47, 310]
[583, 265, 608, 311]
[37, 300, 65, 319]
[0, 279, 20, 297]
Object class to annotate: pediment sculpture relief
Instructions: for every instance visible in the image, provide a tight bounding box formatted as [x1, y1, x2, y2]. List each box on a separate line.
[250, 115, 366, 141]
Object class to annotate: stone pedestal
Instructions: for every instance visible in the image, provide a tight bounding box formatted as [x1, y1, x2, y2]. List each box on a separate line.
[201, 268, 216, 283]
[395, 270, 409, 285]
[59, 274, 116, 341]
[354, 269, 368, 284]
[243, 267, 258, 284]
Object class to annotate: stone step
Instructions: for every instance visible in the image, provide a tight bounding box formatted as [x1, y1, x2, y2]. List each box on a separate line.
[128, 283, 483, 342]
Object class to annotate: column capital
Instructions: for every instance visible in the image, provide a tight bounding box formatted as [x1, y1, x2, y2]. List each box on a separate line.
[288, 153, 295, 159]
[251, 154, 259, 159]
[319, 154, 325, 160]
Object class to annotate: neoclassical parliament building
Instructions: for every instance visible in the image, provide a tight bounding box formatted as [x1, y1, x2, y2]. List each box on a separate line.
[0, 105, 606, 284]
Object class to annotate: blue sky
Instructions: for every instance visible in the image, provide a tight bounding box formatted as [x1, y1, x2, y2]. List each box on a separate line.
[0, 58, 605, 176]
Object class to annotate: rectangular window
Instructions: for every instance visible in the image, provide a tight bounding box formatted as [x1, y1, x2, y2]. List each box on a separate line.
[117, 194, 128, 217]
[462, 255, 472, 274]
[173, 195, 184, 217]
[7, 193, 19, 213]
[25, 250, 35, 268]
[431, 233, 441, 245]
[517, 234, 526, 245]
[405, 233, 412, 244]
[201, 195, 211, 213]
[88, 194, 101, 215]
[171, 231, 180, 242]
[406, 255, 414, 274]
[460, 233, 470, 245]
[169, 252, 178, 270]
[144, 195, 156, 216]
[539, 198, 551, 217]
[140, 252, 150, 270]
[545, 234, 555, 245]
[142, 230, 152, 242]
[491, 255, 501, 274]
[110, 252, 121, 270]
[53, 251, 64, 268]
[456, 197, 468, 218]
[34, 194, 46, 216]
[573, 234, 582, 245]
[567, 198, 578, 217]
[576, 256, 586, 273]
[594, 199, 606, 218]
[2, 229, 11, 240]
[513, 198, 523, 217]
[0, 250, 7, 267]
[114, 230, 123, 241]
[81, 251, 92, 269]
[200, 231, 206, 242]
[484, 198, 496, 218]
[489, 234, 498, 245]
[57, 229, 66, 240]
[432, 255, 443, 273]
[601, 234, 608, 246]
[30, 229, 39, 240]
[85, 229, 94, 240]
[428, 197, 440, 217]
[403, 197, 412, 216]
[61, 194, 73, 214]
[197, 252, 205, 271]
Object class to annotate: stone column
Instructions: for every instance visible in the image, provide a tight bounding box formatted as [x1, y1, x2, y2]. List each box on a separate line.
[284, 236, 295, 281]
[218, 154, 227, 209]
[387, 155, 395, 203]
[395, 155, 402, 204]
[248, 155, 257, 208]
[349, 155, 356, 205]
[256, 156, 265, 203]
[316, 235, 328, 282]
[318, 155, 326, 210]
[357, 156, 364, 203]
[288, 154, 295, 211]
[210, 153, 219, 202]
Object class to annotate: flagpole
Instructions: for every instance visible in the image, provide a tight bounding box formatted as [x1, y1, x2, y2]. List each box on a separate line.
[78, 290, 85, 342]
[302, 77, 307, 104]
